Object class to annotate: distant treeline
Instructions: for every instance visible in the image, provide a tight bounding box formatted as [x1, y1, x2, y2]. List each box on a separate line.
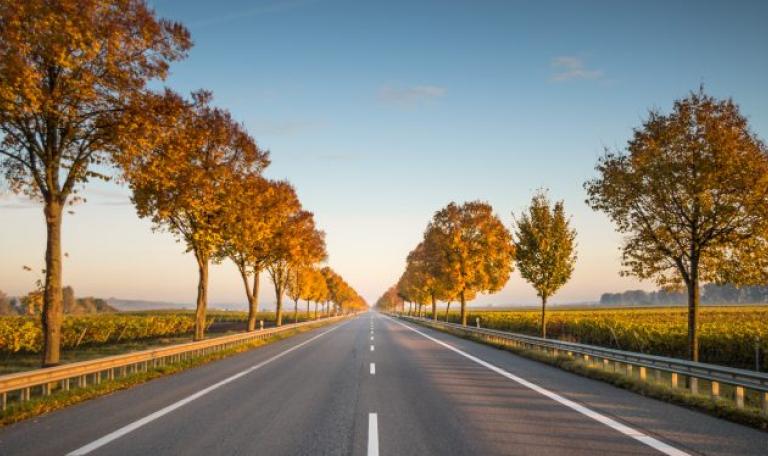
[0, 287, 116, 316]
[600, 284, 768, 306]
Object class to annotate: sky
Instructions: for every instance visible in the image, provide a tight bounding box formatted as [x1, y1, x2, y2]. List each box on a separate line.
[1, 0, 767, 309]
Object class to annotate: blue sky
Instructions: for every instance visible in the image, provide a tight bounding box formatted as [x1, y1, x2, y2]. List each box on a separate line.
[1, 0, 767, 308]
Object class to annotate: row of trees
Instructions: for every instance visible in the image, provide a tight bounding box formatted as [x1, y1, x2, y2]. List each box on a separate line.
[378, 195, 577, 339]
[0, 287, 115, 315]
[0, 1, 364, 366]
[378, 89, 768, 362]
[599, 284, 768, 307]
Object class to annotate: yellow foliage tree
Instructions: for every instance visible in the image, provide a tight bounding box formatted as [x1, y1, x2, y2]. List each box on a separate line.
[119, 90, 268, 340]
[0, 0, 190, 366]
[267, 209, 326, 326]
[585, 89, 768, 361]
[426, 201, 515, 326]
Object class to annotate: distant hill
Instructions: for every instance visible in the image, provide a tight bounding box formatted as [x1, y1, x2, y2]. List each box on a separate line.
[107, 298, 193, 312]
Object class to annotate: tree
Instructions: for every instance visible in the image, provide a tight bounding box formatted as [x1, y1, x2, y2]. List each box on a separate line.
[513, 191, 577, 338]
[267, 209, 326, 326]
[397, 265, 430, 317]
[215, 177, 294, 331]
[374, 285, 404, 313]
[287, 265, 314, 323]
[307, 268, 329, 319]
[119, 91, 268, 340]
[0, 0, 190, 366]
[0, 289, 16, 315]
[427, 201, 515, 326]
[406, 238, 456, 321]
[585, 89, 768, 361]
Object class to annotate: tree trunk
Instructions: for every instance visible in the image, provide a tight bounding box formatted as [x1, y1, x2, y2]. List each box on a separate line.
[194, 252, 209, 341]
[314, 301, 318, 320]
[540, 295, 548, 339]
[239, 267, 256, 332]
[248, 272, 261, 331]
[293, 298, 299, 323]
[687, 264, 700, 362]
[306, 300, 310, 319]
[275, 284, 284, 326]
[444, 301, 451, 322]
[431, 294, 437, 321]
[460, 289, 467, 326]
[41, 200, 64, 367]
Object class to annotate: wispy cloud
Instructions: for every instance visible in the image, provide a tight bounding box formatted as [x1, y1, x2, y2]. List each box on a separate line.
[378, 85, 447, 106]
[550, 56, 603, 82]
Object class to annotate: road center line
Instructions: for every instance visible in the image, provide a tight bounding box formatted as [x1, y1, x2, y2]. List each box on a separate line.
[67, 321, 349, 456]
[370, 345, 375, 352]
[370, 363, 376, 375]
[368, 413, 379, 456]
[387, 316, 689, 456]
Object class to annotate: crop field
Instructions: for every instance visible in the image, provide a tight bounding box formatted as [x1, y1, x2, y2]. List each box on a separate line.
[442, 306, 768, 369]
[0, 310, 317, 355]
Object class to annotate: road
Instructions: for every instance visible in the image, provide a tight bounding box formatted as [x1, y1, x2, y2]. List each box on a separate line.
[0, 312, 766, 455]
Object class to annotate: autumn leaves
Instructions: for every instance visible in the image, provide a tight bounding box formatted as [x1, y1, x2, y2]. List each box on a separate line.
[0, 0, 363, 366]
[380, 196, 577, 338]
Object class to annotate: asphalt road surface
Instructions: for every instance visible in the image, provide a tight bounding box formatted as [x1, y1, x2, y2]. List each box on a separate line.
[0, 312, 766, 455]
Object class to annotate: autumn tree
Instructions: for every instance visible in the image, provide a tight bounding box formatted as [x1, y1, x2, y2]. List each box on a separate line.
[267, 209, 326, 326]
[585, 89, 768, 361]
[215, 177, 296, 331]
[119, 91, 268, 340]
[375, 285, 404, 313]
[427, 201, 515, 326]
[287, 265, 314, 323]
[308, 268, 329, 319]
[0, 0, 190, 366]
[397, 267, 430, 317]
[513, 191, 577, 338]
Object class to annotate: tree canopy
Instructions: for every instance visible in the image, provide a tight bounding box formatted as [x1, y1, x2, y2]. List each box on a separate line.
[513, 190, 577, 337]
[0, 0, 190, 365]
[585, 89, 768, 360]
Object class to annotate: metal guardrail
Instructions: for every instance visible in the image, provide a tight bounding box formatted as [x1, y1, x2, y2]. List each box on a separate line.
[398, 315, 768, 414]
[0, 314, 352, 413]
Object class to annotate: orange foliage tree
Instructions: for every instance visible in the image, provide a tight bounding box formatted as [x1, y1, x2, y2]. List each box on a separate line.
[0, 0, 190, 365]
[118, 91, 268, 340]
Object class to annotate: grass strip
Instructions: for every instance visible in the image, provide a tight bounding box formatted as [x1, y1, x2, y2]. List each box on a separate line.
[415, 320, 768, 432]
[0, 320, 337, 427]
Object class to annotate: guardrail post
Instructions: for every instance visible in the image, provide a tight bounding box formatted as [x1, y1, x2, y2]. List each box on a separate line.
[735, 386, 745, 409]
[710, 381, 719, 398]
[690, 377, 698, 395]
[2, 392, 6, 411]
[626, 364, 633, 377]
[639, 366, 646, 381]
[762, 392, 768, 416]
[671, 373, 678, 388]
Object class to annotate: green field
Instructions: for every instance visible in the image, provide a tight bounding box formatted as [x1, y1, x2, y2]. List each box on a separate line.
[436, 306, 768, 369]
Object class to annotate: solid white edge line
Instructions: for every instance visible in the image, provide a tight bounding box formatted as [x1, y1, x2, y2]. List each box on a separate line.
[368, 412, 379, 456]
[386, 316, 689, 456]
[67, 321, 349, 456]
[370, 363, 376, 375]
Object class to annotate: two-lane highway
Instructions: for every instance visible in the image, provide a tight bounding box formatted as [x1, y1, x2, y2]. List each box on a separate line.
[0, 312, 766, 455]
